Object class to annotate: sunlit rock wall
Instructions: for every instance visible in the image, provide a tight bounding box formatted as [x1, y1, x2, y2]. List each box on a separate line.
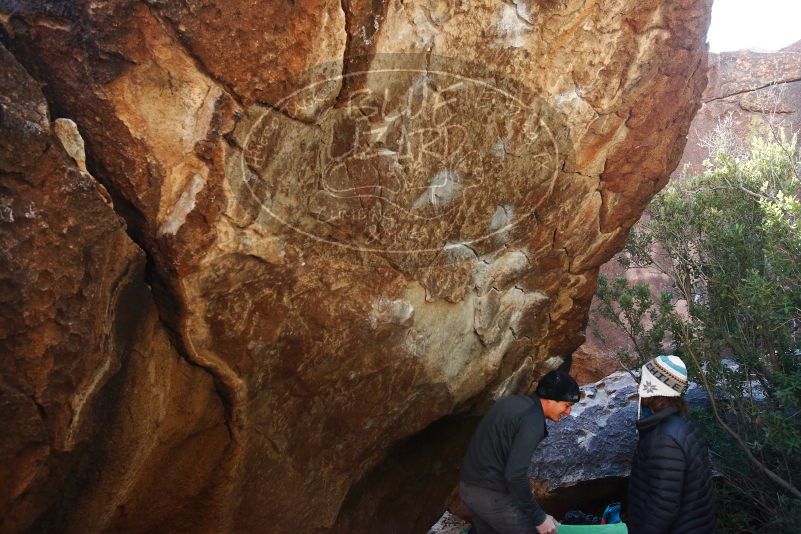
[0, 1, 711, 532]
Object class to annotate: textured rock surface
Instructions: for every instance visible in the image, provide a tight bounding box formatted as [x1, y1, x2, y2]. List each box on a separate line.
[428, 511, 470, 534]
[679, 41, 801, 176]
[0, 43, 228, 534]
[0, 0, 711, 531]
[578, 41, 801, 380]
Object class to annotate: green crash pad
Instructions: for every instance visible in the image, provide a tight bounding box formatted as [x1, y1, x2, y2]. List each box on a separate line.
[558, 524, 628, 534]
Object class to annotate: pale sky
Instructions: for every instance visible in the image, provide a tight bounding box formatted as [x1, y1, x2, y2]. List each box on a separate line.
[708, 0, 801, 52]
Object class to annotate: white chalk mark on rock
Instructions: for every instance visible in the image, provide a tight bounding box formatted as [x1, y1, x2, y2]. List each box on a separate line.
[158, 172, 206, 237]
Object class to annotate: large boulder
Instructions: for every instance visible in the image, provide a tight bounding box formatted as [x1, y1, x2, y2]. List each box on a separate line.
[0, 0, 711, 531]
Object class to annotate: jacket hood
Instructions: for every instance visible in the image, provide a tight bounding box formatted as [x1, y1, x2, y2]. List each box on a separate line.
[636, 405, 680, 433]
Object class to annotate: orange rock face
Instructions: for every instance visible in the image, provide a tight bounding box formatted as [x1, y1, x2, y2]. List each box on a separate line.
[0, 43, 229, 533]
[0, 1, 711, 531]
[681, 42, 801, 176]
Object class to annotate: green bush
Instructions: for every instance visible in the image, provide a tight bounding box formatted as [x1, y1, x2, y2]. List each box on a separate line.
[592, 131, 801, 532]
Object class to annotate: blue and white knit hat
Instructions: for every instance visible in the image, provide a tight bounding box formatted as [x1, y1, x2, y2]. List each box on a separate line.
[638, 355, 688, 398]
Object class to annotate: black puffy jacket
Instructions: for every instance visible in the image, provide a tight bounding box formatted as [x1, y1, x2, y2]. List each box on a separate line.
[627, 405, 715, 534]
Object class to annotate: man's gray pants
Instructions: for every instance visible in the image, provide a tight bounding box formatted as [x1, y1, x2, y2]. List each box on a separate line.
[459, 481, 540, 534]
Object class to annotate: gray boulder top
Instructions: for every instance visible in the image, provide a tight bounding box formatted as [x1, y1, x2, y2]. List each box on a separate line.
[528, 371, 707, 490]
[529, 371, 638, 490]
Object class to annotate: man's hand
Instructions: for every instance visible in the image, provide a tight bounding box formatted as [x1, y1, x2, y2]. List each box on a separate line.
[536, 514, 559, 534]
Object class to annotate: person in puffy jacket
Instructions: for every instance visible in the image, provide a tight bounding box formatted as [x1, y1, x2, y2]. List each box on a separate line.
[628, 355, 715, 534]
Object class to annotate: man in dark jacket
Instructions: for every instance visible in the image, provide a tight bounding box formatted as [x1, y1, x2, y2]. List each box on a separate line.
[460, 370, 580, 534]
[628, 355, 715, 534]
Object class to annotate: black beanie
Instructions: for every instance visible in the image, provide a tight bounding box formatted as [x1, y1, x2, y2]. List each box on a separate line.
[535, 370, 580, 402]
